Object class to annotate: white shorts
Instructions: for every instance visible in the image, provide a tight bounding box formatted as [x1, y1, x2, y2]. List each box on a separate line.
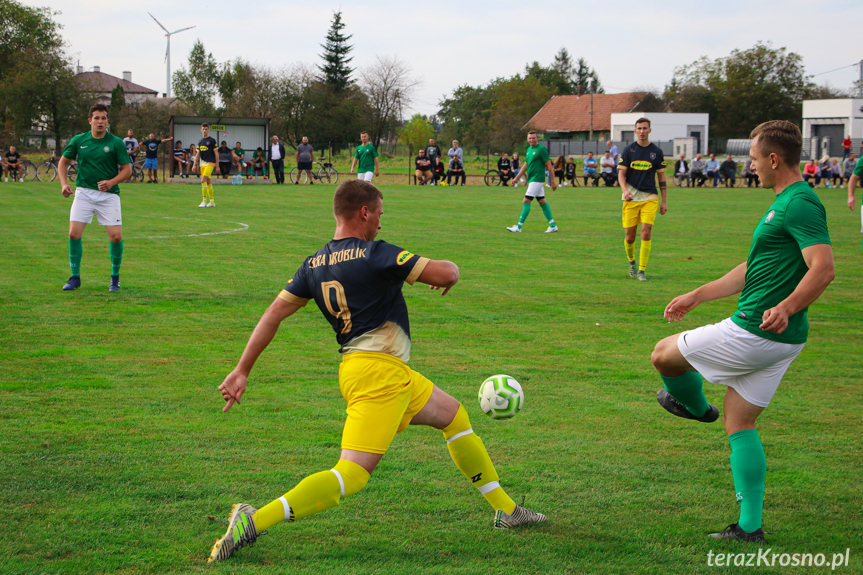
[358, 171, 374, 182]
[525, 181, 546, 198]
[677, 318, 804, 408]
[70, 186, 122, 226]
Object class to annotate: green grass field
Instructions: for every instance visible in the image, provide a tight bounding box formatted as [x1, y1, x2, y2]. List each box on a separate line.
[1, 180, 860, 574]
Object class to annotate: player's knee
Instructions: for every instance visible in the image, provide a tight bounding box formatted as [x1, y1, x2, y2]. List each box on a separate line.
[332, 459, 371, 499]
[651, 338, 675, 371]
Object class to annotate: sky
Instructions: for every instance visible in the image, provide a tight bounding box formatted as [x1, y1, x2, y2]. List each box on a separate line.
[27, 0, 863, 117]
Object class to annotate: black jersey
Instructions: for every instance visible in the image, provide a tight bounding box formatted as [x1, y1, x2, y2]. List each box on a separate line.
[198, 137, 218, 163]
[620, 142, 665, 196]
[280, 237, 429, 361]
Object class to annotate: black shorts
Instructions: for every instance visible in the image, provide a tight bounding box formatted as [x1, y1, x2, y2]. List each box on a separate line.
[297, 161, 313, 170]
[219, 162, 231, 176]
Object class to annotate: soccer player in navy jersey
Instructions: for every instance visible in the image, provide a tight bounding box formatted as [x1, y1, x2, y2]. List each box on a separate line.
[209, 180, 546, 562]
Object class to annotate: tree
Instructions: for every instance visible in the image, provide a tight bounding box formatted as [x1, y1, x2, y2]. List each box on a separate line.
[524, 62, 571, 95]
[573, 57, 603, 95]
[437, 83, 497, 152]
[318, 11, 354, 93]
[359, 55, 417, 148]
[172, 40, 220, 116]
[398, 114, 434, 152]
[664, 43, 813, 139]
[217, 59, 257, 116]
[490, 77, 553, 151]
[110, 84, 126, 115]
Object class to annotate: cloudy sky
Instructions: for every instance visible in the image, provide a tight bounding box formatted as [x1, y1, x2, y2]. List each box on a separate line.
[28, 0, 863, 116]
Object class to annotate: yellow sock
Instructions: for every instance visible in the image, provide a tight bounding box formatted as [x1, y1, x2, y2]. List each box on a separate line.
[624, 240, 635, 262]
[639, 240, 652, 271]
[443, 405, 516, 514]
[201, 182, 208, 201]
[252, 459, 369, 532]
[208, 183, 215, 201]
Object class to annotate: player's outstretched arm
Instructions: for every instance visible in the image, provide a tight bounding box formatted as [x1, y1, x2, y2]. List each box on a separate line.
[417, 260, 459, 296]
[219, 297, 301, 412]
[545, 160, 558, 190]
[848, 174, 859, 211]
[760, 244, 834, 334]
[664, 261, 747, 322]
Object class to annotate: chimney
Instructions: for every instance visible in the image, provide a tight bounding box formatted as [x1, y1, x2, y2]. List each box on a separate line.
[123, 71, 132, 82]
[93, 65, 100, 73]
[76, 65, 83, 74]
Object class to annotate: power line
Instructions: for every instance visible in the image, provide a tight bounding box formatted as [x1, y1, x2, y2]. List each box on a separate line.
[810, 62, 858, 77]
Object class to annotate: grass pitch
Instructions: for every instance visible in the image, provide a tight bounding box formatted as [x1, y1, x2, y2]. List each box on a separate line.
[0, 180, 861, 574]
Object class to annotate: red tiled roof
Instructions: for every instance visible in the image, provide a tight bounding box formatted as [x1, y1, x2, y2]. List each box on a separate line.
[525, 92, 648, 132]
[75, 71, 158, 95]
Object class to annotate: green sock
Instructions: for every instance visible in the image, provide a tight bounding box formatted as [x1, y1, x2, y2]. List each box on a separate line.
[69, 238, 82, 276]
[540, 202, 555, 226]
[518, 203, 531, 227]
[729, 429, 765, 533]
[661, 372, 710, 418]
[110, 241, 123, 276]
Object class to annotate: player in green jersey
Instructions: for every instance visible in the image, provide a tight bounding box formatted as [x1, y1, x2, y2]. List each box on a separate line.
[58, 104, 132, 292]
[350, 131, 380, 182]
[506, 131, 558, 233]
[846, 154, 863, 236]
[650, 120, 834, 543]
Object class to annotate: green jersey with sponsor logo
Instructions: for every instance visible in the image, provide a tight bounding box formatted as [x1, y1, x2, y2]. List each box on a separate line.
[525, 142, 551, 184]
[62, 131, 130, 194]
[731, 181, 831, 344]
[353, 143, 378, 173]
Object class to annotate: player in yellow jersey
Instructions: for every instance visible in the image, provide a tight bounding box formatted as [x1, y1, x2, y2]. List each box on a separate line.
[192, 123, 219, 207]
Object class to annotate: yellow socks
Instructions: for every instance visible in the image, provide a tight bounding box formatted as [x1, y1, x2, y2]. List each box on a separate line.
[624, 240, 636, 262]
[443, 405, 516, 514]
[639, 240, 652, 271]
[252, 459, 370, 532]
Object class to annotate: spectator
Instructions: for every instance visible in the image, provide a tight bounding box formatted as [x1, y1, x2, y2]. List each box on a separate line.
[232, 142, 247, 177]
[842, 135, 852, 161]
[187, 144, 199, 176]
[820, 156, 833, 188]
[295, 136, 314, 185]
[742, 157, 759, 187]
[600, 151, 617, 186]
[511, 152, 521, 185]
[829, 158, 843, 188]
[565, 157, 578, 187]
[447, 139, 463, 163]
[720, 155, 737, 187]
[141, 132, 173, 183]
[123, 129, 139, 163]
[172, 141, 188, 178]
[582, 152, 599, 186]
[553, 155, 566, 185]
[606, 140, 620, 166]
[843, 153, 856, 185]
[414, 149, 433, 185]
[218, 141, 232, 179]
[269, 135, 286, 184]
[802, 159, 820, 187]
[705, 153, 721, 187]
[250, 147, 267, 178]
[497, 152, 514, 186]
[4, 145, 22, 182]
[447, 156, 466, 185]
[690, 153, 707, 187]
[673, 153, 689, 187]
[425, 138, 442, 184]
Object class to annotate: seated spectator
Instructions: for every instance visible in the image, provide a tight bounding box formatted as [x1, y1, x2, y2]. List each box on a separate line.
[250, 147, 267, 177]
[673, 153, 689, 187]
[565, 157, 577, 186]
[820, 156, 833, 188]
[553, 155, 566, 185]
[511, 153, 521, 186]
[720, 155, 737, 187]
[582, 152, 599, 186]
[433, 156, 446, 185]
[802, 159, 820, 187]
[414, 149, 433, 185]
[232, 142, 247, 177]
[690, 153, 707, 187]
[600, 151, 616, 186]
[742, 157, 759, 187]
[187, 144, 199, 176]
[829, 158, 842, 187]
[4, 145, 22, 182]
[172, 141, 188, 178]
[218, 141, 232, 179]
[705, 153, 721, 187]
[447, 156, 466, 185]
[497, 152, 514, 186]
[844, 153, 856, 185]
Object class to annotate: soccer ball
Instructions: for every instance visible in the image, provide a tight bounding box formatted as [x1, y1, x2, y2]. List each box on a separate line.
[478, 374, 523, 419]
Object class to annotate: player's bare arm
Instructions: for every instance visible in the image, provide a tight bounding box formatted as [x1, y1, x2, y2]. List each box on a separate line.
[58, 156, 74, 197]
[417, 260, 459, 296]
[510, 164, 526, 186]
[848, 174, 859, 211]
[664, 261, 747, 322]
[760, 243, 834, 334]
[219, 297, 302, 412]
[618, 166, 632, 200]
[658, 171, 668, 215]
[98, 163, 132, 191]
[545, 160, 558, 191]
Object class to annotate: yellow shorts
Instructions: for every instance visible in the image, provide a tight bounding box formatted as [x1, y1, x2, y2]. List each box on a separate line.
[200, 163, 215, 179]
[622, 200, 658, 228]
[338, 351, 434, 454]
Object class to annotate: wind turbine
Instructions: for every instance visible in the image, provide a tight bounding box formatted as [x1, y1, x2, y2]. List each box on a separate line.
[148, 12, 195, 98]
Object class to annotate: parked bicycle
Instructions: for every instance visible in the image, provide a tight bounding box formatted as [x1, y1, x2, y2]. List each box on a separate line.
[129, 155, 145, 183]
[35, 156, 78, 183]
[16, 158, 38, 181]
[289, 160, 339, 185]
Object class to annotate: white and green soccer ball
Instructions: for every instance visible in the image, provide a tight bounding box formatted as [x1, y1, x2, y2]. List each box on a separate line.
[478, 374, 523, 419]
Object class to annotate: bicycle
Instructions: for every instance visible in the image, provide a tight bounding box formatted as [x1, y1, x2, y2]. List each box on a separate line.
[35, 156, 78, 183]
[129, 155, 145, 183]
[484, 169, 519, 187]
[11, 158, 38, 181]
[290, 160, 339, 185]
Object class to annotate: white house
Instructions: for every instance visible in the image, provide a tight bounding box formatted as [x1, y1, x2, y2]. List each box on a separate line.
[610, 113, 709, 155]
[801, 98, 863, 158]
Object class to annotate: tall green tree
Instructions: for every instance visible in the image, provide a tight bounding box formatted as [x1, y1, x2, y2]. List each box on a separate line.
[318, 11, 354, 93]
[437, 82, 499, 152]
[172, 40, 220, 116]
[664, 43, 813, 139]
[573, 57, 603, 95]
[524, 62, 572, 95]
[490, 77, 553, 152]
